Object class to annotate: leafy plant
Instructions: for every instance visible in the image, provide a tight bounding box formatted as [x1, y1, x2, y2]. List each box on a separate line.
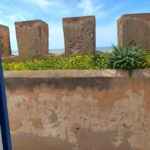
[3, 54, 110, 70]
[109, 46, 146, 72]
[3, 47, 148, 71]
[92, 53, 110, 69]
[143, 51, 150, 68]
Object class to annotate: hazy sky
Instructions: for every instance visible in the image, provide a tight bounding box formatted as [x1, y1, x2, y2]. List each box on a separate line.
[0, 0, 150, 52]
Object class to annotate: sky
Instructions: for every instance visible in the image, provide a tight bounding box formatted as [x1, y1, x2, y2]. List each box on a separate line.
[0, 0, 150, 53]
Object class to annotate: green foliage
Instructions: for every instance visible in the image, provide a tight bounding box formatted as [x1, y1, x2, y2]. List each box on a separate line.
[0, 39, 3, 48]
[3, 54, 110, 70]
[92, 53, 110, 69]
[3, 47, 149, 71]
[143, 51, 150, 68]
[109, 46, 146, 71]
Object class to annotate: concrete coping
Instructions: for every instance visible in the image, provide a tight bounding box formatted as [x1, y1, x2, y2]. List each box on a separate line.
[3, 69, 150, 79]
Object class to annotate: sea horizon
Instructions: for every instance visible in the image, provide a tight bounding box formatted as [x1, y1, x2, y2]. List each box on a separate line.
[12, 47, 113, 55]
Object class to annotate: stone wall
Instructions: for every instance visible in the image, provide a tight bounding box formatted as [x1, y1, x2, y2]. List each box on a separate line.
[15, 20, 49, 57]
[1, 13, 150, 58]
[118, 13, 150, 49]
[63, 16, 96, 55]
[4, 70, 150, 150]
[0, 25, 11, 57]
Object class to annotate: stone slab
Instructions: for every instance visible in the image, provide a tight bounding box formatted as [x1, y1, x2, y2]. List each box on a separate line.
[118, 13, 150, 50]
[63, 16, 96, 55]
[15, 20, 49, 57]
[0, 25, 11, 57]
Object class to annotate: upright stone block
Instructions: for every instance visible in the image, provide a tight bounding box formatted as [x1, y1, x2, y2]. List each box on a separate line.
[63, 16, 96, 55]
[0, 25, 11, 57]
[118, 13, 150, 50]
[15, 20, 49, 57]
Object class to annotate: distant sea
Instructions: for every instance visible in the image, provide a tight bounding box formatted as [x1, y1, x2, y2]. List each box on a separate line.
[12, 47, 113, 55]
[50, 47, 113, 54]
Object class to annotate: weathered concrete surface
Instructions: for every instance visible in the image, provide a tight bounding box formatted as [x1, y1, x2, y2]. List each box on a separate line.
[63, 16, 96, 55]
[15, 20, 49, 57]
[0, 25, 11, 57]
[4, 70, 150, 150]
[118, 13, 150, 49]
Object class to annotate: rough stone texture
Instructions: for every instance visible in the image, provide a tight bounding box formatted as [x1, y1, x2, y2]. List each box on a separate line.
[0, 25, 11, 57]
[15, 20, 49, 57]
[5, 70, 150, 150]
[118, 13, 150, 49]
[63, 16, 96, 55]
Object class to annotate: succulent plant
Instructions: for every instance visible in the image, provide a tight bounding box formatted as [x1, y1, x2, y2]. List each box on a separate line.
[109, 46, 146, 73]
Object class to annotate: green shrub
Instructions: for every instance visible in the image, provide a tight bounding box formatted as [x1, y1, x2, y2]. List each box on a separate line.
[92, 53, 110, 69]
[143, 51, 150, 67]
[3, 54, 110, 70]
[3, 47, 148, 71]
[109, 46, 146, 71]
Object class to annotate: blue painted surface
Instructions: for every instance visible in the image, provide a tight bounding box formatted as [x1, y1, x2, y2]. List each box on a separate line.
[0, 58, 12, 150]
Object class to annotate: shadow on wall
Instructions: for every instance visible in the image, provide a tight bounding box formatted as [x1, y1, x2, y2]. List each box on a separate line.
[13, 129, 133, 150]
[12, 133, 73, 150]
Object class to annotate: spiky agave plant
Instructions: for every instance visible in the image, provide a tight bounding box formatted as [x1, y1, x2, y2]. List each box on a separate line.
[109, 46, 146, 74]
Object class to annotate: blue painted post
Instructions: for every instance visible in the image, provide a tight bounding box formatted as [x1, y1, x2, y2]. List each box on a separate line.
[0, 57, 12, 150]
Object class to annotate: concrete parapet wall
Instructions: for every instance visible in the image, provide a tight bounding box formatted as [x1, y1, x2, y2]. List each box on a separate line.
[4, 70, 150, 150]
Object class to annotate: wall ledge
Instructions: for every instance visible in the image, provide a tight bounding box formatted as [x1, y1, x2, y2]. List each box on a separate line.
[3, 69, 150, 79]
